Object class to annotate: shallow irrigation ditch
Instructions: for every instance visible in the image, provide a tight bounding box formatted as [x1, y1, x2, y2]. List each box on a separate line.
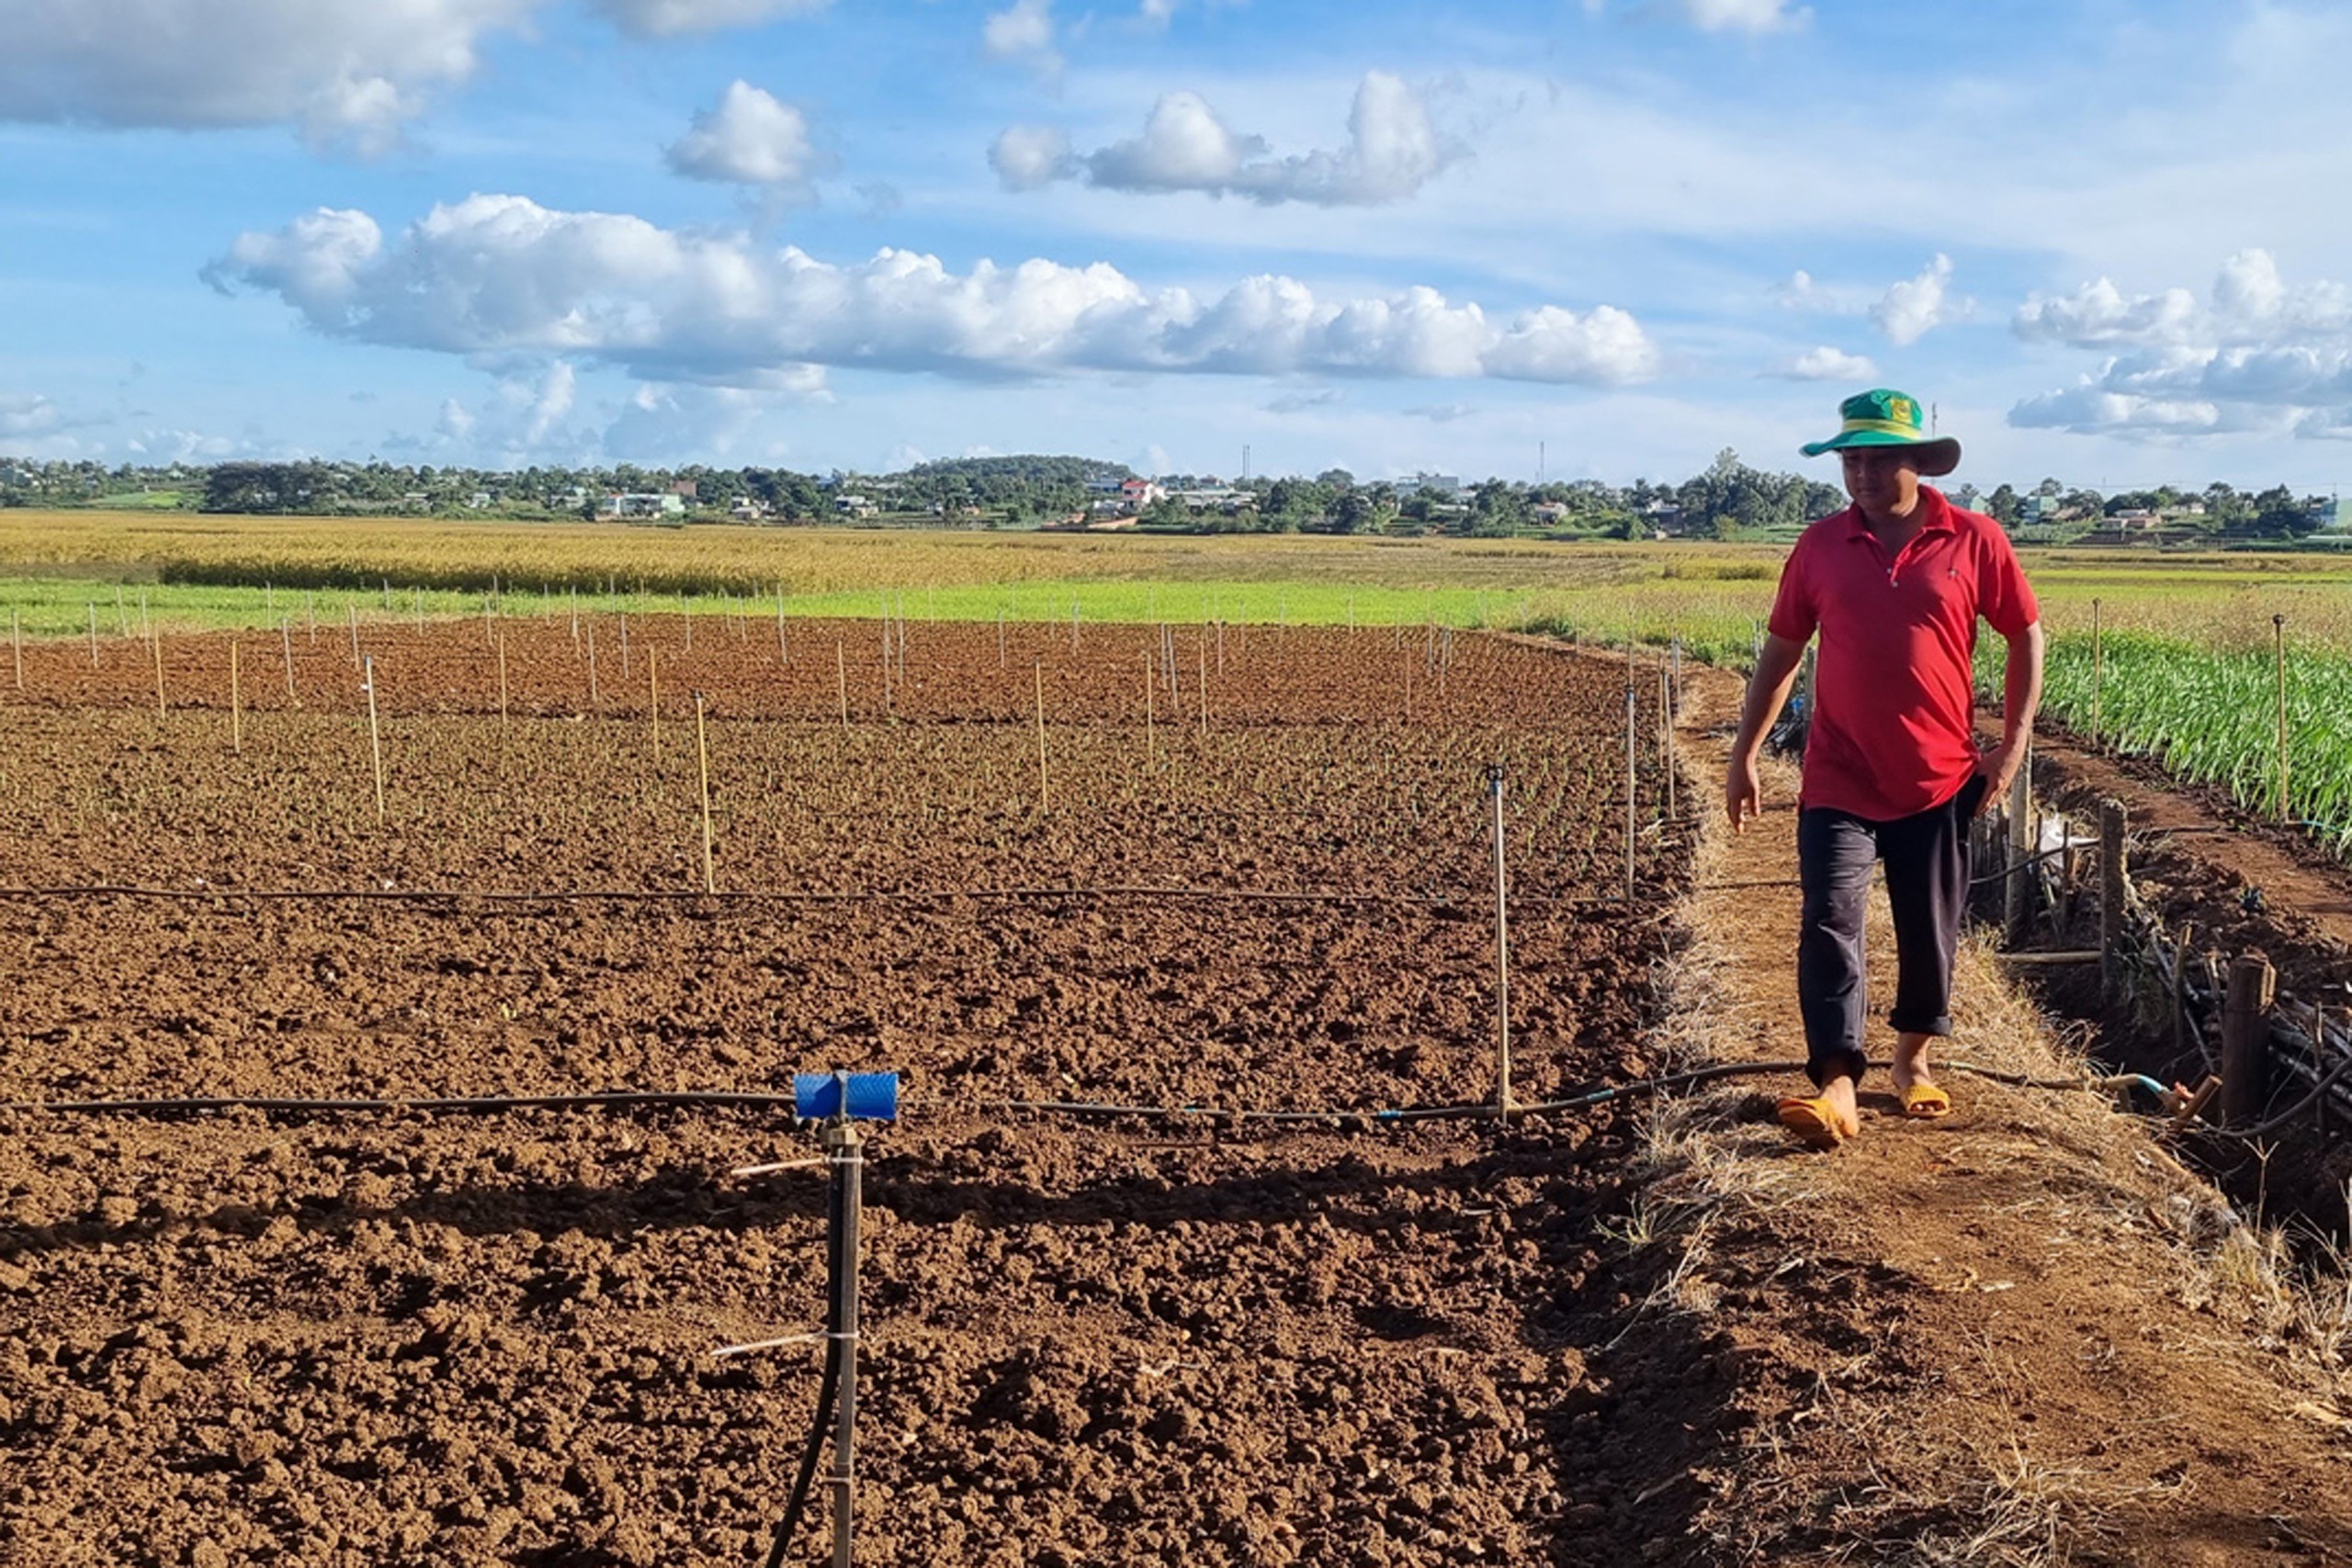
[0, 615, 1765, 1566]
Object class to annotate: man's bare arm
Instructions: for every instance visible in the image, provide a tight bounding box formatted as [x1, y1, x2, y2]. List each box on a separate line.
[1725, 632, 1808, 832]
[1973, 620, 2044, 814]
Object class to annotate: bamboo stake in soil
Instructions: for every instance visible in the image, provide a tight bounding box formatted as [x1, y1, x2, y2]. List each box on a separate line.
[649, 646, 661, 761]
[10, 609, 19, 692]
[776, 585, 788, 664]
[1623, 683, 1637, 903]
[230, 642, 242, 754]
[695, 693, 716, 896]
[87, 604, 97, 668]
[1143, 649, 1154, 762]
[2273, 613, 2290, 823]
[587, 621, 600, 709]
[497, 630, 509, 728]
[1034, 660, 1049, 810]
[1198, 633, 1206, 729]
[1487, 763, 1512, 1118]
[620, 614, 631, 680]
[836, 639, 849, 728]
[363, 656, 385, 823]
[347, 601, 360, 667]
[151, 626, 164, 716]
[2091, 598, 2103, 741]
[281, 618, 295, 698]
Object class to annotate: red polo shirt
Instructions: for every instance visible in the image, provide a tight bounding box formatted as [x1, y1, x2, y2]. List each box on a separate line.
[1767, 486, 2038, 821]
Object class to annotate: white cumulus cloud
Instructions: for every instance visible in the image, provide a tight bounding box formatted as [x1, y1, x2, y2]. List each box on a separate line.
[204, 194, 1659, 387]
[0, 394, 64, 439]
[2012, 250, 2352, 438]
[1870, 254, 1957, 347]
[989, 125, 1077, 191]
[998, 73, 1452, 206]
[589, 0, 831, 38]
[1775, 346, 1876, 381]
[666, 82, 819, 187]
[0, 0, 535, 154]
[1677, 0, 1807, 30]
[983, 0, 1060, 73]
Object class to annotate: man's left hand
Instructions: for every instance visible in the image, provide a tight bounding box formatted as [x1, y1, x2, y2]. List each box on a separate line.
[1973, 739, 2026, 817]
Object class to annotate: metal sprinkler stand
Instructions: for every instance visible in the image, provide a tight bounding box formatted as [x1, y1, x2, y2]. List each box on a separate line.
[761, 1070, 896, 1568]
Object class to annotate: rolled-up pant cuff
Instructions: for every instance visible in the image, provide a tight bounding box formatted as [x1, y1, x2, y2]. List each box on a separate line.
[1806, 1047, 1868, 1090]
[1887, 1010, 1953, 1037]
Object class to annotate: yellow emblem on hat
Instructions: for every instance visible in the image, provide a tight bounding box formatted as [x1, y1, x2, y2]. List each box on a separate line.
[1888, 396, 1914, 426]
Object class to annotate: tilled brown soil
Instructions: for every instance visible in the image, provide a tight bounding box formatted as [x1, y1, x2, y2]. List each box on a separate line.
[0, 623, 1724, 1566]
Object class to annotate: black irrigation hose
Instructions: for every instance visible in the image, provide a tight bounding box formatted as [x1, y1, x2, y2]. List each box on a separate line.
[0, 1089, 799, 1116]
[0, 1058, 2163, 1127]
[2191, 1045, 2352, 1143]
[761, 1317, 840, 1568]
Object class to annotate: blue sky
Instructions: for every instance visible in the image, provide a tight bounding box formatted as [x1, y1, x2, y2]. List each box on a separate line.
[7, 0, 2352, 491]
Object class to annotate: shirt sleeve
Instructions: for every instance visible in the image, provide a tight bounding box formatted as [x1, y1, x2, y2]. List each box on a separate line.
[1766, 537, 1816, 643]
[1974, 523, 2039, 637]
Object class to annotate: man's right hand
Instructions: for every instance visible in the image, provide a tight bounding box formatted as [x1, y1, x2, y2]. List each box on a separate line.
[1725, 749, 1762, 833]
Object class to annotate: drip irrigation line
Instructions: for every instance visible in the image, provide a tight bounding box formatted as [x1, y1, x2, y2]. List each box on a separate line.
[0, 1089, 799, 1117]
[0, 881, 1674, 912]
[0, 1061, 2177, 1126]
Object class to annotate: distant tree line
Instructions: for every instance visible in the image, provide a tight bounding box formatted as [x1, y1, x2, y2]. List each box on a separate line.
[0, 451, 2335, 543]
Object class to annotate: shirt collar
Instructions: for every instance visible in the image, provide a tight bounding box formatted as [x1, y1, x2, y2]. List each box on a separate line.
[1838, 484, 1954, 543]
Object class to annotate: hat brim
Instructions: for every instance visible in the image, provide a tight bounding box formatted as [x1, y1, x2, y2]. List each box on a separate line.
[1800, 429, 1962, 478]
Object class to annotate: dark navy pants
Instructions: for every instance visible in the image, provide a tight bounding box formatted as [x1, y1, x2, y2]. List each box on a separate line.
[1795, 774, 1985, 1089]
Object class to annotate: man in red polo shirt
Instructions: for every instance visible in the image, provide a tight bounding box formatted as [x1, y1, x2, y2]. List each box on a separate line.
[1725, 389, 2043, 1148]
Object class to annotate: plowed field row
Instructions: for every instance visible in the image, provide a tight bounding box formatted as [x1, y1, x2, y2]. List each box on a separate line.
[0, 622, 1699, 1568]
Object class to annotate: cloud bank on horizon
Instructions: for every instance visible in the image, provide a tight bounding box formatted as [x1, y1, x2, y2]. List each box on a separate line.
[7, 0, 2352, 487]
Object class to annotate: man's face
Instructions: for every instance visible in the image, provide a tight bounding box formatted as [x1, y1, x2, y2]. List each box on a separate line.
[1840, 447, 1921, 516]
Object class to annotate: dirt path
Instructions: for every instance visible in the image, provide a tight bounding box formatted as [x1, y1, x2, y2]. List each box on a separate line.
[1640, 670, 2352, 1565]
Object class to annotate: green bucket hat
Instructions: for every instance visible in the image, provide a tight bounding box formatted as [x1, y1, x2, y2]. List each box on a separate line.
[1800, 388, 1962, 476]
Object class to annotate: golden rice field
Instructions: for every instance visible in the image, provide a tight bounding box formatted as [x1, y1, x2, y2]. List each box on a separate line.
[2, 510, 2349, 657]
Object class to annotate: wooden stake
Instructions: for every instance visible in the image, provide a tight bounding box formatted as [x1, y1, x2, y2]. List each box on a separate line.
[2273, 613, 2290, 823]
[2090, 598, 2103, 740]
[2004, 746, 2032, 943]
[1197, 632, 1206, 729]
[2099, 798, 2126, 1006]
[152, 625, 165, 716]
[1623, 683, 1637, 903]
[2170, 922, 2192, 1060]
[695, 693, 716, 895]
[587, 620, 600, 708]
[776, 585, 788, 664]
[348, 600, 360, 667]
[1488, 763, 1512, 1118]
[1034, 660, 1049, 810]
[620, 613, 631, 680]
[9, 608, 19, 693]
[363, 656, 385, 823]
[2220, 951, 2276, 1127]
[1143, 649, 1154, 761]
[497, 629, 509, 728]
[836, 639, 849, 728]
[230, 641, 242, 753]
[282, 617, 295, 699]
[88, 603, 97, 668]
[649, 646, 661, 761]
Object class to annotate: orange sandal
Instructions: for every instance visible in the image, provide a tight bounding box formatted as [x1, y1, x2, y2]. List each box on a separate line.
[1777, 1095, 1852, 1150]
[1900, 1083, 1952, 1120]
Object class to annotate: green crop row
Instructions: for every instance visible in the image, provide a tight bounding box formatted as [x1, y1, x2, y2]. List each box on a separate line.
[2027, 630, 2352, 857]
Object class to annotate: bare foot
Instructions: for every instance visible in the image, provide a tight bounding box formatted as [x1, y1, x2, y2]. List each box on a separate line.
[1890, 1032, 1938, 1097]
[1890, 1033, 1952, 1119]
